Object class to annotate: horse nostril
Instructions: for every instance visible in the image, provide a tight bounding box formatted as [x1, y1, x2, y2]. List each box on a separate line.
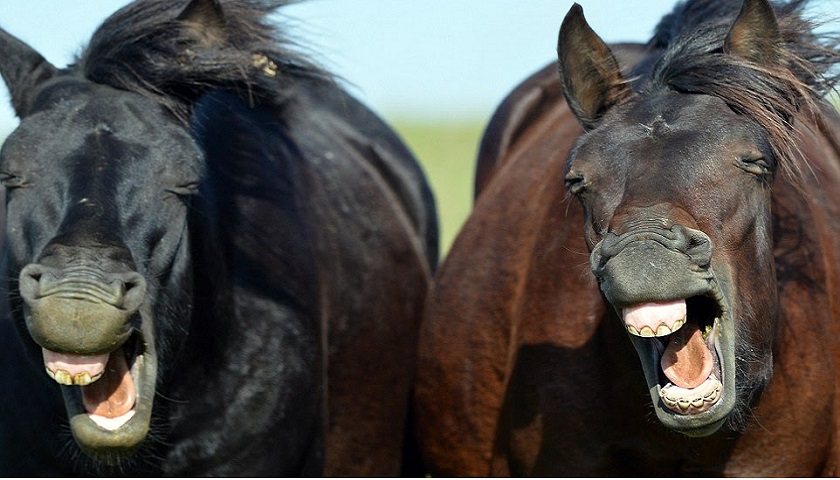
[19, 264, 50, 303]
[120, 273, 147, 313]
[678, 227, 713, 267]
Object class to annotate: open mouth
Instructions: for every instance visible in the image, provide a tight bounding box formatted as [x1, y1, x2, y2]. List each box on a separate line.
[622, 294, 729, 423]
[41, 330, 156, 463]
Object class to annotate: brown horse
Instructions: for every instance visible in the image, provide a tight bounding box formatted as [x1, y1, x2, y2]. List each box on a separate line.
[415, 0, 840, 475]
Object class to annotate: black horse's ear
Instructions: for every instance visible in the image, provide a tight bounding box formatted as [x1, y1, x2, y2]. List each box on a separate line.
[724, 0, 781, 65]
[557, 4, 632, 131]
[177, 0, 228, 47]
[0, 28, 58, 118]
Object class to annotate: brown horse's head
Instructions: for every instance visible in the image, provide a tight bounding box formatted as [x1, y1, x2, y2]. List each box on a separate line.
[558, 0, 835, 436]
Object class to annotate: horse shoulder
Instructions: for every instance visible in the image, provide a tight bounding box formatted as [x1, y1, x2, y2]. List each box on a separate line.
[415, 46, 654, 478]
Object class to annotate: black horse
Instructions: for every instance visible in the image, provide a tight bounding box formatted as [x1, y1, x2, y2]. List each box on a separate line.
[0, 0, 438, 475]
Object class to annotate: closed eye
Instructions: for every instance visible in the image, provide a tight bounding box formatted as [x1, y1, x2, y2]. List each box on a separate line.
[736, 156, 772, 176]
[166, 182, 200, 197]
[0, 172, 27, 189]
[564, 172, 587, 195]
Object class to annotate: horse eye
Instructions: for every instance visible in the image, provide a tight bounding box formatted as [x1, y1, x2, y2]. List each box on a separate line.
[564, 172, 586, 195]
[737, 156, 772, 176]
[166, 182, 200, 197]
[0, 172, 25, 189]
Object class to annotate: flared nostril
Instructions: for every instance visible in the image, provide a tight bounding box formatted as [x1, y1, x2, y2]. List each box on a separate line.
[598, 232, 623, 258]
[120, 273, 147, 313]
[19, 264, 52, 304]
[679, 227, 713, 267]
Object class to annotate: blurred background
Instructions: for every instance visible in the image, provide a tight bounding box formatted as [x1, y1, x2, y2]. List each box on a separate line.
[0, 0, 837, 257]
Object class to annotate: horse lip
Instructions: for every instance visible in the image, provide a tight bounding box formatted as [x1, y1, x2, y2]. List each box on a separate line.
[59, 330, 157, 464]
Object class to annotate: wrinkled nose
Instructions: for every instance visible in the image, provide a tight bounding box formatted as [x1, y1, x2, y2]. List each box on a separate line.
[590, 225, 713, 307]
[18, 263, 146, 354]
[595, 224, 712, 268]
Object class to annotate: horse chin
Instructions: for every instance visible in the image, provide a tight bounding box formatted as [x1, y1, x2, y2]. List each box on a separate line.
[60, 330, 158, 465]
[624, 290, 738, 437]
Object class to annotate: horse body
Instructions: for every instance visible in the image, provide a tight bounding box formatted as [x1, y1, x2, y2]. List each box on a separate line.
[416, 0, 840, 475]
[0, 0, 436, 476]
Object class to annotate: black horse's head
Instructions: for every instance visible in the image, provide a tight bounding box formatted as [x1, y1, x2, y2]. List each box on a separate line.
[0, 66, 202, 461]
[0, 0, 326, 465]
[558, 0, 838, 436]
[0, 3, 225, 465]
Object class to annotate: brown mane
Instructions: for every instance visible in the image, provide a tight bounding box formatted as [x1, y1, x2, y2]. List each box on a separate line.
[638, 0, 840, 181]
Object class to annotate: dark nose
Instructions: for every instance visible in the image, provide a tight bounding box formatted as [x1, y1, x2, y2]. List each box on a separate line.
[19, 264, 146, 311]
[590, 225, 713, 307]
[18, 263, 147, 354]
[596, 224, 712, 270]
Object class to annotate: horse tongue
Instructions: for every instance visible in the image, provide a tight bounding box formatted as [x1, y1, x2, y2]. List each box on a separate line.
[661, 321, 713, 389]
[81, 348, 136, 418]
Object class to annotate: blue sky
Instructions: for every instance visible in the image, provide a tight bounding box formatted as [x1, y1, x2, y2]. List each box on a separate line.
[0, 0, 837, 133]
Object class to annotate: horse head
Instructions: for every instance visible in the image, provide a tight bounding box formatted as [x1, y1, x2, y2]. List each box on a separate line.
[558, 0, 792, 436]
[0, 0, 231, 464]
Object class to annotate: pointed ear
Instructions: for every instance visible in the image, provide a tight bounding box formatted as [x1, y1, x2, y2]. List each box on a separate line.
[724, 0, 781, 65]
[177, 0, 228, 47]
[0, 28, 58, 117]
[557, 4, 632, 130]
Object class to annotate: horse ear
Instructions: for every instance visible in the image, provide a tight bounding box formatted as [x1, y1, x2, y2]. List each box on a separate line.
[177, 0, 228, 47]
[557, 3, 632, 130]
[724, 0, 781, 65]
[0, 28, 58, 117]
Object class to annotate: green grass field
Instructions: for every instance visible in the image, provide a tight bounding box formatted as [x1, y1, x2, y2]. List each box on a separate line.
[391, 118, 488, 260]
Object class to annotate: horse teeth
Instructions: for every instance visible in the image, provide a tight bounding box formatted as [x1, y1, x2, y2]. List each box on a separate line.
[52, 369, 73, 385]
[704, 386, 720, 401]
[659, 375, 723, 414]
[73, 371, 103, 386]
[45, 368, 103, 386]
[639, 326, 656, 337]
[628, 319, 687, 338]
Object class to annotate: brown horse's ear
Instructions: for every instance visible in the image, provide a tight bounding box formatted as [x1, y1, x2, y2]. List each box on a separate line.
[557, 3, 632, 130]
[0, 28, 58, 118]
[178, 0, 229, 47]
[724, 0, 781, 65]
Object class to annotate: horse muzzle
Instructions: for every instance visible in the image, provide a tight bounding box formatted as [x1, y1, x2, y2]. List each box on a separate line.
[17, 262, 157, 463]
[590, 224, 738, 436]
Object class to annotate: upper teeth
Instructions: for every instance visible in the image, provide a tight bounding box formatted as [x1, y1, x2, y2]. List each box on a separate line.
[627, 317, 686, 337]
[46, 368, 103, 386]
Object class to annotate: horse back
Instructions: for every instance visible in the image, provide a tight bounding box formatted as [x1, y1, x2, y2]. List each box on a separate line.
[284, 80, 438, 475]
[416, 45, 650, 475]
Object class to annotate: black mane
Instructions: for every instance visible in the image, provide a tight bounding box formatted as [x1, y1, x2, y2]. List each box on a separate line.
[635, 0, 840, 180]
[75, 0, 331, 121]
